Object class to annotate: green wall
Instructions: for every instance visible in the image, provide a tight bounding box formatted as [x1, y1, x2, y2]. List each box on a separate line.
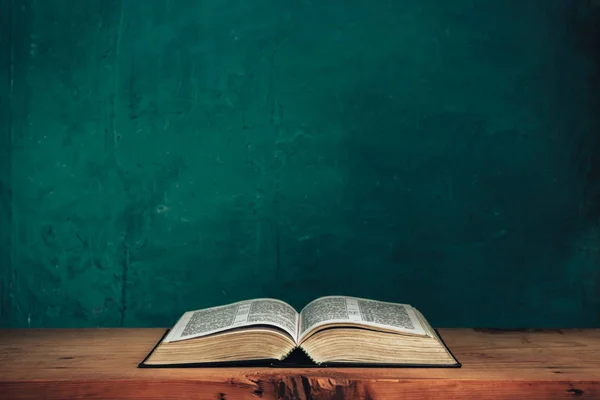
[0, 0, 11, 323]
[2, 0, 600, 328]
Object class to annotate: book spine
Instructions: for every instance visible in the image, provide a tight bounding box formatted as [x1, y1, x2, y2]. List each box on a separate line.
[298, 346, 320, 365]
[281, 346, 296, 360]
[281, 345, 321, 365]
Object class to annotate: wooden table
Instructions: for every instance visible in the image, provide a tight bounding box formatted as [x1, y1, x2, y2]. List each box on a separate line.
[0, 328, 599, 399]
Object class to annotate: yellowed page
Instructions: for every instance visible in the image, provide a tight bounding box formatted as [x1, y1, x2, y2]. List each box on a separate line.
[165, 298, 299, 342]
[298, 296, 427, 342]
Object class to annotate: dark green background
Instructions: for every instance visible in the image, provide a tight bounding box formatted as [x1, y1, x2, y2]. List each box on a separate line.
[1, 0, 600, 328]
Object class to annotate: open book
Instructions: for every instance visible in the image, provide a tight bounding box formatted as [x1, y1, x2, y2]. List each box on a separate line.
[139, 296, 460, 367]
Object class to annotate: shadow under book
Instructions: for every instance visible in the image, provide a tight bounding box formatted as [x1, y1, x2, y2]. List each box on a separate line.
[139, 296, 460, 368]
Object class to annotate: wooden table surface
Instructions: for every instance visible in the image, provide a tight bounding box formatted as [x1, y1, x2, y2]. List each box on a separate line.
[0, 328, 599, 399]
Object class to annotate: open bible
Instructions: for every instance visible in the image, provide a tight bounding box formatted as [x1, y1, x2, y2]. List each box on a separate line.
[139, 296, 460, 367]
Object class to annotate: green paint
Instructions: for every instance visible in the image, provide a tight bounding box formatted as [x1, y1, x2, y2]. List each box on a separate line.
[0, 0, 11, 327]
[1, 0, 600, 328]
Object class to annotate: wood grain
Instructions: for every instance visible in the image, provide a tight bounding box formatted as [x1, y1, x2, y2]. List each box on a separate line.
[1, 328, 599, 399]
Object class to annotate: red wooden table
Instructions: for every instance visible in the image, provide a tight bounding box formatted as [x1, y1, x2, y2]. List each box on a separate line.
[1, 328, 599, 399]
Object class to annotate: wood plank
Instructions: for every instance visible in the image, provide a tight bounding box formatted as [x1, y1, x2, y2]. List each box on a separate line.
[0, 328, 599, 399]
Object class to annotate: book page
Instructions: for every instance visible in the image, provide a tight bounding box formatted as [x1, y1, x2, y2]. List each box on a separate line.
[298, 296, 427, 342]
[163, 298, 299, 342]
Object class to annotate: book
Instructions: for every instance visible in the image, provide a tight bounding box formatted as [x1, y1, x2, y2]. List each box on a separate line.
[139, 296, 460, 368]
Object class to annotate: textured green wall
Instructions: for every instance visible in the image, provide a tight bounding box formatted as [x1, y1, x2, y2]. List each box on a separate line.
[1, 0, 11, 325]
[2, 0, 600, 328]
